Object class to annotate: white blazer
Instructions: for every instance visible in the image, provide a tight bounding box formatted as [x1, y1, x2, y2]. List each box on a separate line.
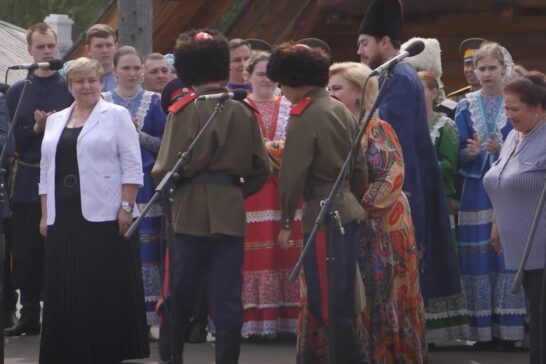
[39, 98, 143, 225]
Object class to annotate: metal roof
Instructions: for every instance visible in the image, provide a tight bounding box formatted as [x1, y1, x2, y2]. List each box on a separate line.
[0, 20, 33, 86]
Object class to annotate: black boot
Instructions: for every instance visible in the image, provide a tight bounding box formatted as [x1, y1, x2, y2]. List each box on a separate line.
[3, 312, 17, 329]
[6, 290, 41, 337]
[159, 319, 185, 364]
[4, 316, 40, 336]
[215, 331, 241, 364]
[333, 324, 369, 364]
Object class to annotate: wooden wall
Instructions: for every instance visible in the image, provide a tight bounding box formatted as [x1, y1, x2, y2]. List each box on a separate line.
[301, 0, 546, 92]
[65, 0, 546, 93]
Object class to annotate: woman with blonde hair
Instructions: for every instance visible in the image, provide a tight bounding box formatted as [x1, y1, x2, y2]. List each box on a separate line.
[39, 57, 148, 363]
[454, 42, 526, 348]
[328, 62, 427, 363]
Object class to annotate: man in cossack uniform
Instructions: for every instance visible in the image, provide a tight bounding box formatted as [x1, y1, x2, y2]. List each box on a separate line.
[267, 42, 368, 364]
[152, 29, 270, 364]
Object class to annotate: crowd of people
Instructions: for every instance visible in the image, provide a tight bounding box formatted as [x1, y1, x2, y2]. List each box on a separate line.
[0, 0, 544, 363]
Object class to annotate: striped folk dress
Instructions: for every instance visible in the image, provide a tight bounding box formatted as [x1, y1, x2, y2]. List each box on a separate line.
[241, 96, 302, 337]
[455, 91, 526, 342]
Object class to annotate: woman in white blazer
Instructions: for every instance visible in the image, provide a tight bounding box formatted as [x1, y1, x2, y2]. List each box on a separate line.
[38, 57, 149, 364]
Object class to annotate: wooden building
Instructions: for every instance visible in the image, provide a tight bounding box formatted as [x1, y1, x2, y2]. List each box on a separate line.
[65, 0, 546, 92]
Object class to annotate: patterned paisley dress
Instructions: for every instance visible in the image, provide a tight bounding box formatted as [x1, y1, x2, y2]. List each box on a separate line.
[358, 118, 427, 364]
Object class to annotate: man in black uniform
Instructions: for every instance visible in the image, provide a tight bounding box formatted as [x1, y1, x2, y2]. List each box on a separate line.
[6, 23, 72, 336]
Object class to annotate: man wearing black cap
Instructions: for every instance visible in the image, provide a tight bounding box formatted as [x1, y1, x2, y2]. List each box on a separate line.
[357, 0, 460, 359]
[446, 37, 486, 100]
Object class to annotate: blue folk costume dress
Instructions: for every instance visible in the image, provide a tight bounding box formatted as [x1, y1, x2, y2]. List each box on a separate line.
[103, 88, 166, 325]
[455, 90, 526, 341]
[378, 63, 461, 304]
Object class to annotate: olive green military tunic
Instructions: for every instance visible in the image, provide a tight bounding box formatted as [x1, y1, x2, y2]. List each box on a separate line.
[279, 87, 367, 233]
[152, 86, 271, 237]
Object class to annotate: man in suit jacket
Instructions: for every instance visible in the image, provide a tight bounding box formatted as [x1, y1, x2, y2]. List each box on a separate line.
[152, 29, 270, 364]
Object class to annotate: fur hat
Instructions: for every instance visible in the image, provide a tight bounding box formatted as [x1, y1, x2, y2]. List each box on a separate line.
[358, 0, 403, 41]
[401, 37, 442, 79]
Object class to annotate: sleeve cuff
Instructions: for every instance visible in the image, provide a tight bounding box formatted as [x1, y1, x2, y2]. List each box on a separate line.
[38, 183, 46, 195]
[281, 215, 293, 230]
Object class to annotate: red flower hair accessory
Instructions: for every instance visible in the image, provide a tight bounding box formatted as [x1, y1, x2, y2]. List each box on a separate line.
[291, 43, 311, 51]
[195, 32, 213, 40]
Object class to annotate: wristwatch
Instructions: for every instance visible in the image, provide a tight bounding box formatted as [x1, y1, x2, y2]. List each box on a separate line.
[120, 201, 135, 213]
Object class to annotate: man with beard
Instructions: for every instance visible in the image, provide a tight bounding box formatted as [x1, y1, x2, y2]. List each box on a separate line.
[356, 0, 460, 307]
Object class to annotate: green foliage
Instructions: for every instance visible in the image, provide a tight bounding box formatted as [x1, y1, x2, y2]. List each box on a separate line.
[0, 0, 112, 40]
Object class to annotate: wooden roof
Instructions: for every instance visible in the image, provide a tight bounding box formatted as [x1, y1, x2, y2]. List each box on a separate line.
[0, 20, 33, 85]
[65, 0, 546, 91]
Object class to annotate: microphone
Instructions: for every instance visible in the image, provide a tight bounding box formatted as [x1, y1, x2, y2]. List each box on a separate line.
[8, 59, 64, 71]
[197, 89, 247, 101]
[369, 40, 425, 77]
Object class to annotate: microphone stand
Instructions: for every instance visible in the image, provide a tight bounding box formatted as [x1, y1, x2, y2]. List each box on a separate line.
[0, 69, 34, 364]
[287, 67, 394, 364]
[125, 97, 229, 364]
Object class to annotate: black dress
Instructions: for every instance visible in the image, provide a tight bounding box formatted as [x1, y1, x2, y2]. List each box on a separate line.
[39, 126, 149, 364]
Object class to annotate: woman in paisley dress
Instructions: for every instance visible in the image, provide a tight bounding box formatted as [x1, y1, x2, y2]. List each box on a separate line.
[454, 42, 526, 347]
[327, 62, 427, 363]
[102, 46, 166, 327]
[240, 52, 301, 338]
[419, 70, 471, 344]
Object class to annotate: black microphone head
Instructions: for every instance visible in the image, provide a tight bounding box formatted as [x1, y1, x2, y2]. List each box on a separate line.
[232, 89, 247, 101]
[48, 59, 64, 71]
[406, 40, 425, 57]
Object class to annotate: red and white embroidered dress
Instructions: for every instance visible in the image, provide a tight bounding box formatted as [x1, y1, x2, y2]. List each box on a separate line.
[242, 95, 302, 338]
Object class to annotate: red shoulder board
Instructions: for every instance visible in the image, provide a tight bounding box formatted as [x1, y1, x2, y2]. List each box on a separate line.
[242, 98, 259, 114]
[167, 92, 198, 114]
[290, 97, 313, 116]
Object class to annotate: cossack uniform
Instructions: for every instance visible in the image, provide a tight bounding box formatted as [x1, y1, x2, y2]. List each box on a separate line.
[152, 85, 270, 360]
[279, 87, 368, 363]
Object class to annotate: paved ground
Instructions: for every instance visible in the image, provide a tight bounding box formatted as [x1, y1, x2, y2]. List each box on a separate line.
[3, 336, 530, 363]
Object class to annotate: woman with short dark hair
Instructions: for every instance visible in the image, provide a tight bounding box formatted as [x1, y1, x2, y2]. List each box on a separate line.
[484, 71, 546, 363]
